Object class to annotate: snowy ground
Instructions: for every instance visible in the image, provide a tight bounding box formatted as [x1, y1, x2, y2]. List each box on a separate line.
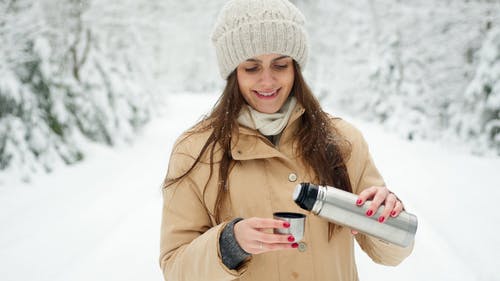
[1, 93, 499, 281]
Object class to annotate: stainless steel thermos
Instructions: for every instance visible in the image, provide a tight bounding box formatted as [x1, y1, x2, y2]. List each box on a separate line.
[293, 182, 417, 247]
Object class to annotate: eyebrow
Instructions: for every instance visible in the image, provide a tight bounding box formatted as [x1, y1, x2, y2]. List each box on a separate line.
[245, 55, 290, 63]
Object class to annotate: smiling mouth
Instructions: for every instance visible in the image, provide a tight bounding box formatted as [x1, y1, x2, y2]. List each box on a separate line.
[253, 88, 280, 98]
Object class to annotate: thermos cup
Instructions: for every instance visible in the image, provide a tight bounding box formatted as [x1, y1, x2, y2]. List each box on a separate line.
[293, 182, 417, 247]
[273, 212, 306, 242]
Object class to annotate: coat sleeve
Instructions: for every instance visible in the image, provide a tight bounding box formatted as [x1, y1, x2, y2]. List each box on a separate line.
[159, 139, 250, 281]
[341, 121, 414, 266]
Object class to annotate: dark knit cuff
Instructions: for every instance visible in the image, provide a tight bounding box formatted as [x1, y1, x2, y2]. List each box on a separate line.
[219, 217, 251, 270]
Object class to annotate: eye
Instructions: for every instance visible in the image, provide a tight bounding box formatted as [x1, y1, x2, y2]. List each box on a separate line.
[274, 64, 289, 70]
[244, 66, 259, 73]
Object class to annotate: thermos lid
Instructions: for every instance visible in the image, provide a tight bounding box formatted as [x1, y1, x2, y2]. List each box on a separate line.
[293, 183, 318, 211]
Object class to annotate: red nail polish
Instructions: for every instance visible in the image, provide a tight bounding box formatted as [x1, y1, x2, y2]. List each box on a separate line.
[288, 236, 295, 242]
[366, 209, 373, 216]
[391, 211, 397, 217]
[291, 243, 299, 248]
[283, 222, 290, 228]
[356, 199, 363, 206]
[378, 216, 385, 223]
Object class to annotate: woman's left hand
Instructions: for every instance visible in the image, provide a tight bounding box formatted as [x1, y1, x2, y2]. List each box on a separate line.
[351, 186, 404, 235]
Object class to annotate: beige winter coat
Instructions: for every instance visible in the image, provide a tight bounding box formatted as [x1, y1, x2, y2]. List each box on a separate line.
[159, 103, 414, 281]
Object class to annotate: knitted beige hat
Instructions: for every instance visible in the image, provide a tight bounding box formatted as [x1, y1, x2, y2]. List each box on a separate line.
[211, 0, 309, 79]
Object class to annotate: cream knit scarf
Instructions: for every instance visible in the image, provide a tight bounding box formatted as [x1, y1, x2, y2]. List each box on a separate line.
[237, 97, 297, 136]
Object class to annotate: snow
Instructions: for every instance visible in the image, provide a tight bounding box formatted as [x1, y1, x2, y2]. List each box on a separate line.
[1, 93, 499, 281]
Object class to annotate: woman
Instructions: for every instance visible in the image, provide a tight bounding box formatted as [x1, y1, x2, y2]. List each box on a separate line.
[159, 0, 414, 280]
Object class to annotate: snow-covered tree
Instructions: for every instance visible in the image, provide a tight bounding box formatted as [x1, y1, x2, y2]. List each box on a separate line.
[451, 25, 500, 154]
[295, 0, 500, 153]
[0, 0, 162, 181]
[0, 0, 57, 176]
[1, 0, 499, 182]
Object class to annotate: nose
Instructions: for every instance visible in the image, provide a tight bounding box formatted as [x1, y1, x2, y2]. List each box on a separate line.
[259, 67, 276, 86]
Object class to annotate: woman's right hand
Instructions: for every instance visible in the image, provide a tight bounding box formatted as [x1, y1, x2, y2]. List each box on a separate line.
[233, 217, 298, 254]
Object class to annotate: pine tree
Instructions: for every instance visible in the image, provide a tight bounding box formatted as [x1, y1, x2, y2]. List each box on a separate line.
[0, 0, 160, 181]
[452, 25, 500, 154]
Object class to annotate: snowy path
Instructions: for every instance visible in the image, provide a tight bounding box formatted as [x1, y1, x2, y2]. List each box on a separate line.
[1, 93, 499, 281]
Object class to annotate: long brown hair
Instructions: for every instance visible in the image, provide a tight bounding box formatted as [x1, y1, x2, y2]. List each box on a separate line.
[163, 61, 352, 240]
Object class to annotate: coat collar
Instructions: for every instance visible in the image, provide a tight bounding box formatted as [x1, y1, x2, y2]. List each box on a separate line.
[231, 103, 306, 161]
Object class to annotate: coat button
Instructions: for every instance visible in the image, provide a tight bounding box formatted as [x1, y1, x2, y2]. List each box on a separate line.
[298, 242, 307, 252]
[288, 173, 297, 182]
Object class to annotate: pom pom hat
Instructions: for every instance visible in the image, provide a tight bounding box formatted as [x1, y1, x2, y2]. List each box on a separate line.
[211, 0, 309, 79]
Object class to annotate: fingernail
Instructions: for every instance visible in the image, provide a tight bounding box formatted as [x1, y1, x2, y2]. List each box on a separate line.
[378, 216, 385, 223]
[366, 209, 373, 216]
[391, 211, 397, 217]
[283, 222, 290, 228]
[288, 236, 295, 242]
[291, 243, 299, 248]
[356, 199, 363, 206]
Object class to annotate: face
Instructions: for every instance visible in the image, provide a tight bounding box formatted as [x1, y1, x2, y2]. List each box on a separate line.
[236, 53, 295, 114]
